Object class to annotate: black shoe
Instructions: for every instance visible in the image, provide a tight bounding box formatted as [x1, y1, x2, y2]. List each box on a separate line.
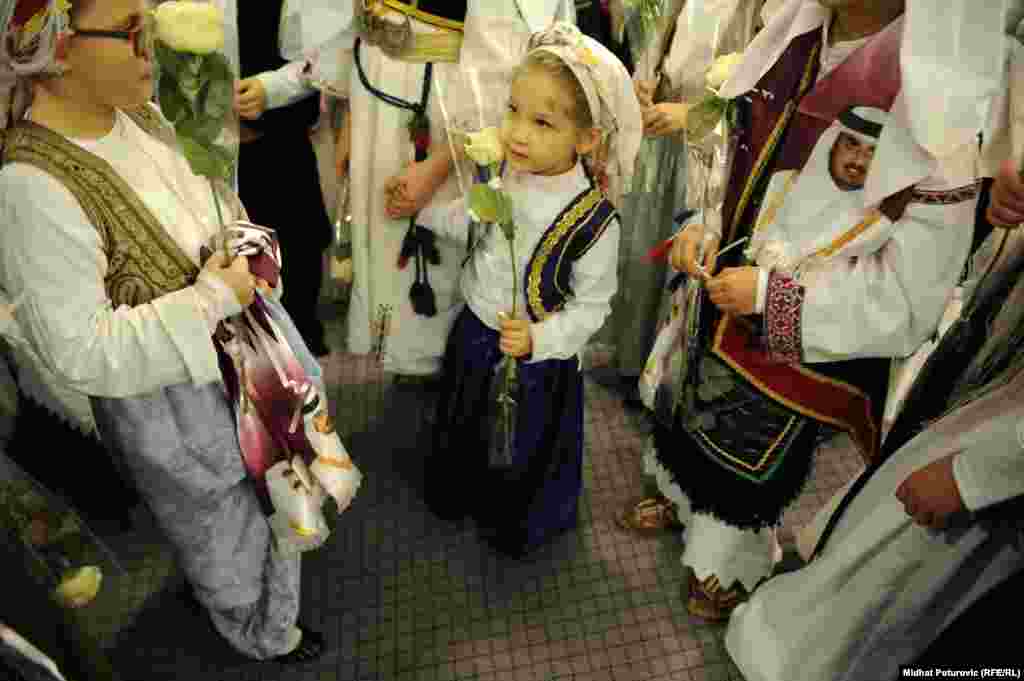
[273, 625, 326, 665]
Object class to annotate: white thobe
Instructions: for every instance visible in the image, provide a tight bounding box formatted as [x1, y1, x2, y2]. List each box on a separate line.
[417, 161, 619, 361]
[314, 0, 575, 375]
[726, 338, 1024, 681]
[651, 8, 979, 593]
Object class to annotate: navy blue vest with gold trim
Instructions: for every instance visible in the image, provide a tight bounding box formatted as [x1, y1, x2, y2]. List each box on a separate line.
[524, 186, 617, 323]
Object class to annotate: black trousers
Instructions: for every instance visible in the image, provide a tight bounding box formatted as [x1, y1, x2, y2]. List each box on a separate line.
[238, 130, 331, 350]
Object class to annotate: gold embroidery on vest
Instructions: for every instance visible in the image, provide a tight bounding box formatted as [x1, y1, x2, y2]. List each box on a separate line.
[527, 188, 603, 321]
[1, 108, 233, 308]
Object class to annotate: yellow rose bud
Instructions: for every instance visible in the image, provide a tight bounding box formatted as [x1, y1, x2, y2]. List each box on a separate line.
[53, 566, 102, 608]
[706, 52, 744, 91]
[463, 127, 505, 167]
[153, 1, 225, 55]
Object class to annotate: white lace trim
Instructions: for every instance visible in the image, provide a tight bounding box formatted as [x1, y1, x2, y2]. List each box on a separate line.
[643, 440, 781, 592]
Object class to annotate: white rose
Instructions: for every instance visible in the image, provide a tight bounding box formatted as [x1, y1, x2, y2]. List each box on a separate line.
[154, 1, 225, 55]
[53, 566, 103, 608]
[706, 52, 744, 91]
[463, 127, 504, 166]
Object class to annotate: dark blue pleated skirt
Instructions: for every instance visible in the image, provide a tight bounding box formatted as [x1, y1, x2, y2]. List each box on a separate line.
[425, 306, 584, 555]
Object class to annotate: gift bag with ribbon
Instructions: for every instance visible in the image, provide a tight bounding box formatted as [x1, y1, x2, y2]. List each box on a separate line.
[638, 273, 689, 428]
[205, 222, 362, 555]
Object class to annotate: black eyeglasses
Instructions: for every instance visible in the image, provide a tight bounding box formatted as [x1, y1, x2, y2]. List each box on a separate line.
[72, 14, 154, 58]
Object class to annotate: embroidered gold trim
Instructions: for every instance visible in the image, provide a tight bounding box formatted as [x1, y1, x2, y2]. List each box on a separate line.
[752, 171, 799, 236]
[726, 41, 821, 246]
[710, 316, 877, 460]
[695, 415, 796, 474]
[552, 201, 613, 301]
[809, 210, 882, 259]
[2, 110, 215, 308]
[381, 0, 464, 32]
[527, 189, 604, 321]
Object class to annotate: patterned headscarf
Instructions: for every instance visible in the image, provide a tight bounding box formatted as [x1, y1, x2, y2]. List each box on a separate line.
[0, 0, 72, 128]
[526, 21, 643, 208]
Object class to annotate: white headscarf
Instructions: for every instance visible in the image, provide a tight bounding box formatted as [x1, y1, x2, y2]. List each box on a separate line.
[525, 21, 643, 208]
[761, 106, 890, 263]
[720, 0, 1011, 209]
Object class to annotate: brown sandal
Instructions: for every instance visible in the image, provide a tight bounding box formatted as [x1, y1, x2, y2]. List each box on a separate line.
[686, 573, 748, 622]
[617, 496, 683, 534]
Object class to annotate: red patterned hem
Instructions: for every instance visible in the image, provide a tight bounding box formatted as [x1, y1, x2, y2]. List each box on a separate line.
[763, 270, 804, 364]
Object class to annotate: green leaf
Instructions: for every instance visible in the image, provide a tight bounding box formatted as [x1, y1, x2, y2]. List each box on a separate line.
[177, 114, 223, 146]
[495, 193, 515, 231]
[179, 137, 234, 181]
[200, 51, 233, 83]
[154, 40, 189, 80]
[158, 73, 190, 125]
[685, 96, 727, 142]
[200, 64, 233, 123]
[469, 184, 503, 223]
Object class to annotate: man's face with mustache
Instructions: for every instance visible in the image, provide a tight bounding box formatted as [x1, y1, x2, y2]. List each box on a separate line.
[829, 131, 876, 191]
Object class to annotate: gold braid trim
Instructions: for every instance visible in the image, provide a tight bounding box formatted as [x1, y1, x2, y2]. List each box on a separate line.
[696, 416, 798, 474]
[527, 189, 604, 321]
[809, 211, 883, 259]
[725, 41, 821, 246]
[1, 108, 238, 308]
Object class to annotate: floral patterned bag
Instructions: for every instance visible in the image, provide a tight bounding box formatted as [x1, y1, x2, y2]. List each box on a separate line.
[638, 274, 689, 428]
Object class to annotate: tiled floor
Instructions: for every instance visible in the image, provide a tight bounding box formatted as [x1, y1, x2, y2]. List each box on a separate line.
[108, 305, 864, 681]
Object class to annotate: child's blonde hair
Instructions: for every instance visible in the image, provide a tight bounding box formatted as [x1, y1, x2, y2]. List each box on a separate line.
[512, 50, 595, 131]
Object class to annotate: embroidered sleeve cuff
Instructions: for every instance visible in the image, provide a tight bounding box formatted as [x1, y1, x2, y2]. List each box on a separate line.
[763, 270, 805, 364]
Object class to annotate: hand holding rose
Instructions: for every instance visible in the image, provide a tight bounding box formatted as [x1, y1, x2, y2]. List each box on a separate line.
[706, 266, 759, 317]
[498, 312, 532, 358]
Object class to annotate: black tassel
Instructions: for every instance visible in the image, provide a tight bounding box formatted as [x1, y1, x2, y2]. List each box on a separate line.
[410, 281, 437, 316]
[409, 250, 437, 317]
[397, 222, 418, 270]
[420, 227, 441, 265]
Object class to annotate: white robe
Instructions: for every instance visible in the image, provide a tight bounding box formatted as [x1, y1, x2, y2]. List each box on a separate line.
[318, 1, 575, 375]
[651, 8, 981, 593]
[726, 317, 1024, 681]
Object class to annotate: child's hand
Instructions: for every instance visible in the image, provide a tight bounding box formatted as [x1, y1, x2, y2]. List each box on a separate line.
[498, 312, 533, 358]
[706, 266, 760, 316]
[383, 157, 447, 219]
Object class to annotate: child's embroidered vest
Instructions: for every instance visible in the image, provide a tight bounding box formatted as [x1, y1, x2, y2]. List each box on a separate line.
[524, 186, 616, 322]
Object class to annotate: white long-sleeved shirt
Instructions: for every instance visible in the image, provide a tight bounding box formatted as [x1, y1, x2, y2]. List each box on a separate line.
[417, 162, 619, 362]
[0, 108, 247, 399]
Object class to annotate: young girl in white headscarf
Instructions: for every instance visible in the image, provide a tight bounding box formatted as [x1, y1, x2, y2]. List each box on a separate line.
[415, 21, 642, 557]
